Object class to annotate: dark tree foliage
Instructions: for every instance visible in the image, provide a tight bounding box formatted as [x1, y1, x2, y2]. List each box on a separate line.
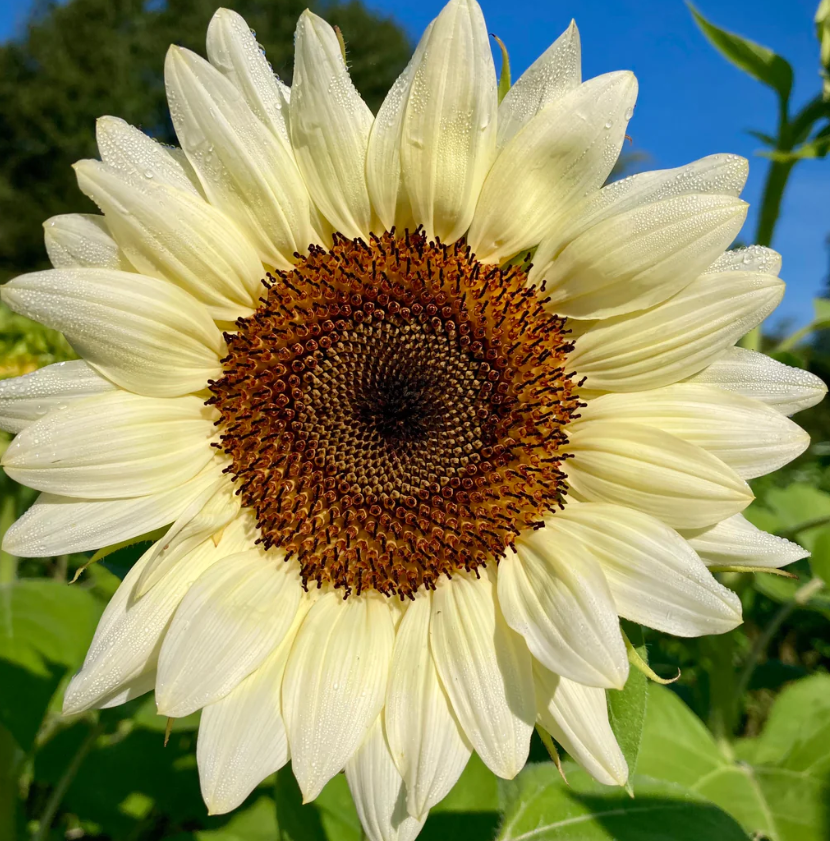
[0, 0, 411, 284]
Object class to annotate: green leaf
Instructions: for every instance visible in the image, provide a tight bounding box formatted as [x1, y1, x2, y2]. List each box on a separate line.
[738, 674, 830, 775]
[197, 797, 278, 841]
[808, 528, 830, 585]
[608, 624, 649, 779]
[689, 4, 793, 103]
[0, 579, 102, 749]
[637, 685, 830, 841]
[496, 762, 749, 840]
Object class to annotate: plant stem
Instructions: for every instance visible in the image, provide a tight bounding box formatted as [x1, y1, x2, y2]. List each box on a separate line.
[32, 723, 103, 841]
[733, 577, 825, 706]
[775, 513, 830, 540]
[0, 493, 17, 585]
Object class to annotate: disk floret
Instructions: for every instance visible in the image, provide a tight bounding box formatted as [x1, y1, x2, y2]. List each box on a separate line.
[208, 230, 579, 597]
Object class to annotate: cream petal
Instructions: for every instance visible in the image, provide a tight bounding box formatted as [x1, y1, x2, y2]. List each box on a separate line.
[534, 664, 628, 787]
[2, 460, 225, 557]
[62, 518, 252, 714]
[197, 599, 311, 816]
[282, 592, 395, 802]
[569, 270, 784, 391]
[1, 268, 224, 398]
[538, 194, 747, 319]
[707, 244, 782, 275]
[96, 116, 202, 195]
[580, 384, 810, 480]
[0, 360, 116, 434]
[496, 22, 581, 150]
[1, 391, 216, 499]
[43, 214, 131, 271]
[684, 513, 809, 569]
[688, 346, 827, 416]
[399, 0, 497, 243]
[346, 719, 427, 841]
[429, 566, 534, 779]
[133, 478, 240, 598]
[385, 592, 471, 819]
[165, 46, 318, 268]
[156, 550, 301, 717]
[566, 421, 753, 529]
[469, 71, 637, 264]
[98, 671, 157, 708]
[532, 154, 748, 274]
[499, 540, 628, 689]
[551, 503, 742, 636]
[290, 11, 375, 238]
[75, 159, 262, 320]
[206, 8, 291, 146]
[365, 21, 434, 231]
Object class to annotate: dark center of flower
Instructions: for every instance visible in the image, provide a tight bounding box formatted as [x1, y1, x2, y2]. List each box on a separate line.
[208, 230, 579, 598]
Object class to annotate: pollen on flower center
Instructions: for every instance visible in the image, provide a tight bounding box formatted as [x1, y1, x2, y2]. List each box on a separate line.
[208, 230, 580, 598]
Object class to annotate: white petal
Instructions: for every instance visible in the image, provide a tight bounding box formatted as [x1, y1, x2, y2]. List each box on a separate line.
[684, 513, 809, 569]
[496, 22, 581, 150]
[399, 0, 497, 243]
[537, 194, 747, 319]
[532, 154, 748, 273]
[206, 9, 291, 146]
[75, 159, 263, 320]
[346, 719, 427, 841]
[197, 598, 311, 815]
[469, 71, 637, 264]
[385, 592, 471, 818]
[429, 566, 534, 779]
[62, 517, 253, 714]
[706, 244, 781, 276]
[0, 360, 116, 434]
[580, 384, 810, 480]
[96, 116, 202, 195]
[290, 11, 375, 238]
[156, 550, 301, 717]
[534, 664, 628, 787]
[98, 671, 157, 708]
[1, 268, 224, 398]
[2, 460, 226, 557]
[165, 46, 318, 269]
[566, 421, 753, 529]
[43, 214, 131, 270]
[569, 271, 784, 391]
[2, 391, 216, 499]
[551, 503, 742, 636]
[499, 540, 628, 689]
[688, 346, 827, 416]
[365, 22, 434, 231]
[282, 592, 395, 802]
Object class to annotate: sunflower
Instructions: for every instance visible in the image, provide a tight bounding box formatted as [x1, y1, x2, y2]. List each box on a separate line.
[0, 1, 825, 838]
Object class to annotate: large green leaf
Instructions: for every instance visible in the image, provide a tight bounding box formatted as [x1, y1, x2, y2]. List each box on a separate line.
[637, 685, 830, 841]
[496, 762, 748, 840]
[689, 4, 793, 103]
[0, 579, 101, 749]
[197, 796, 278, 841]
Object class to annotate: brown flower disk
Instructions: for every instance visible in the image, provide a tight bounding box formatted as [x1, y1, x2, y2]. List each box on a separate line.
[208, 230, 580, 598]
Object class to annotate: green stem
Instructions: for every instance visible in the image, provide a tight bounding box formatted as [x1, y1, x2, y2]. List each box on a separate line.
[0, 492, 17, 585]
[733, 578, 825, 708]
[775, 322, 816, 352]
[32, 723, 103, 841]
[0, 725, 21, 841]
[775, 513, 830, 541]
[740, 103, 795, 352]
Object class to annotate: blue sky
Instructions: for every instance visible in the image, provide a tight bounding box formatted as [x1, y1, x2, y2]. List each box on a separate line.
[1, 0, 827, 332]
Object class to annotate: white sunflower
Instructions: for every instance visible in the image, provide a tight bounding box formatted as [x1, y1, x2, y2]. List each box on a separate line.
[0, 1, 825, 838]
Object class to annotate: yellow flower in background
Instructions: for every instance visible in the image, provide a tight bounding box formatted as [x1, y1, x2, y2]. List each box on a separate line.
[0, 1, 825, 838]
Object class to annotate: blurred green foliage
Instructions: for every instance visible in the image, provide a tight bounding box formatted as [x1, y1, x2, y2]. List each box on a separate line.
[0, 1, 829, 841]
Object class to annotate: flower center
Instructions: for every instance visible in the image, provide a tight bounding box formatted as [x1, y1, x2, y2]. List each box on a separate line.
[209, 231, 579, 598]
